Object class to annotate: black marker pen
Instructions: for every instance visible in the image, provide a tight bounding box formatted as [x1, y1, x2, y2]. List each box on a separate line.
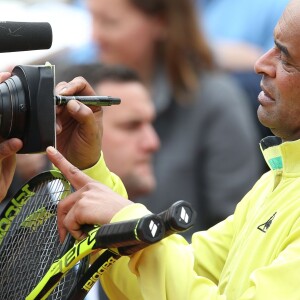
[55, 95, 121, 106]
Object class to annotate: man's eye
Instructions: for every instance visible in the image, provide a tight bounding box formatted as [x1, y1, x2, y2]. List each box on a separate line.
[124, 122, 140, 131]
[278, 52, 289, 65]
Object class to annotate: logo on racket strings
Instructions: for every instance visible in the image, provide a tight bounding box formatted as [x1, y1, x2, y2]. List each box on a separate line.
[20, 207, 55, 231]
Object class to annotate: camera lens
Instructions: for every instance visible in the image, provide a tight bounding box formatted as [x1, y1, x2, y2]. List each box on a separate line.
[0, 75, 27, 139]
[0, 65, 56, 153]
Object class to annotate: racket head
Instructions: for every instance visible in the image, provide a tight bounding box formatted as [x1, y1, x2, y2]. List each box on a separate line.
[0, 170, 89, 300]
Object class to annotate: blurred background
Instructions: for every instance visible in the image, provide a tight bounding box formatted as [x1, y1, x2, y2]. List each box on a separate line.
[0, 0, 90, 69]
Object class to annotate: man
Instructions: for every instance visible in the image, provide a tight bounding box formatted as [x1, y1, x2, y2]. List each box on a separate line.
[45, 0, 300, 298]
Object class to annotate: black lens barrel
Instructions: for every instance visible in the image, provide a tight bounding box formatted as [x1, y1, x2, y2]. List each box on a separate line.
[0, 76, 27, 139]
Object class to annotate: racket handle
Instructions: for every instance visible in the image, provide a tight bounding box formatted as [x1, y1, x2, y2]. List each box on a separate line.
[158, 200, 197, 236]
[117, 200, 196, 255]
[93, 214, 165, 249]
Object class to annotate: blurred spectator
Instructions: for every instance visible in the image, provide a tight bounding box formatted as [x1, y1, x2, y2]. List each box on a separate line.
[77, 0, 264, 234]
[0, 0, 91, 70]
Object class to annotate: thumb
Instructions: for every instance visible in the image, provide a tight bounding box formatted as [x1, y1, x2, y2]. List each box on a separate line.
[46, 146, 94, 190]
[0, 72, 11, 83]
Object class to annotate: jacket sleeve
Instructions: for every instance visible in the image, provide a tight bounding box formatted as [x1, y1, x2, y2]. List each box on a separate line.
[83, 151, 128, 198]
[100, 204, 233, 300]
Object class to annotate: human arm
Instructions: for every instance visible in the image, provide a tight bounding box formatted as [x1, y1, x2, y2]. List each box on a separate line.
[102, 215, 300, 300]
[46, 146, 130, 241]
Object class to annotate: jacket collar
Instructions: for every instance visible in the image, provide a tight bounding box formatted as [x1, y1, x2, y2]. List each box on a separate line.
[261, 136, 300, 173]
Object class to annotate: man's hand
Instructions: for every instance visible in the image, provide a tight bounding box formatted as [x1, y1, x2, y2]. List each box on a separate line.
[46, 146, 133, 242]
[55, 76, 103, 170]
[0, 138, 23, 201]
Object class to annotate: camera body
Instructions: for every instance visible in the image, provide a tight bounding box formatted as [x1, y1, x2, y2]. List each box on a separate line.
[0, 64, 56, 153]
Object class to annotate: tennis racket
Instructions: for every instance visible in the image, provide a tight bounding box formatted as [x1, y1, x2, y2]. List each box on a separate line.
[0, 170, 84, 300]
[0, 169, 165, 300]
[0, 169, 196, 300]
[65, 200, 197, 300]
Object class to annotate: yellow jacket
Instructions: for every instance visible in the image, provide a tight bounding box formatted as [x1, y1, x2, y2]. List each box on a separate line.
[89, 138, 300, 299]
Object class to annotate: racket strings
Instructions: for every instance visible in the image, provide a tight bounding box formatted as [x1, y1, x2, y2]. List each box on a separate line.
[0, 175, 81, 300]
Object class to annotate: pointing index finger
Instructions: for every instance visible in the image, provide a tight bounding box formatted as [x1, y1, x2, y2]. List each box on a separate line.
[46, 146, 94, 190]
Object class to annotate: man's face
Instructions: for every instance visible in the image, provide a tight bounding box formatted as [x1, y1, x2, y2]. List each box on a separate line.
[98, 81, 160, 199]
[254, 0, 300, 141]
